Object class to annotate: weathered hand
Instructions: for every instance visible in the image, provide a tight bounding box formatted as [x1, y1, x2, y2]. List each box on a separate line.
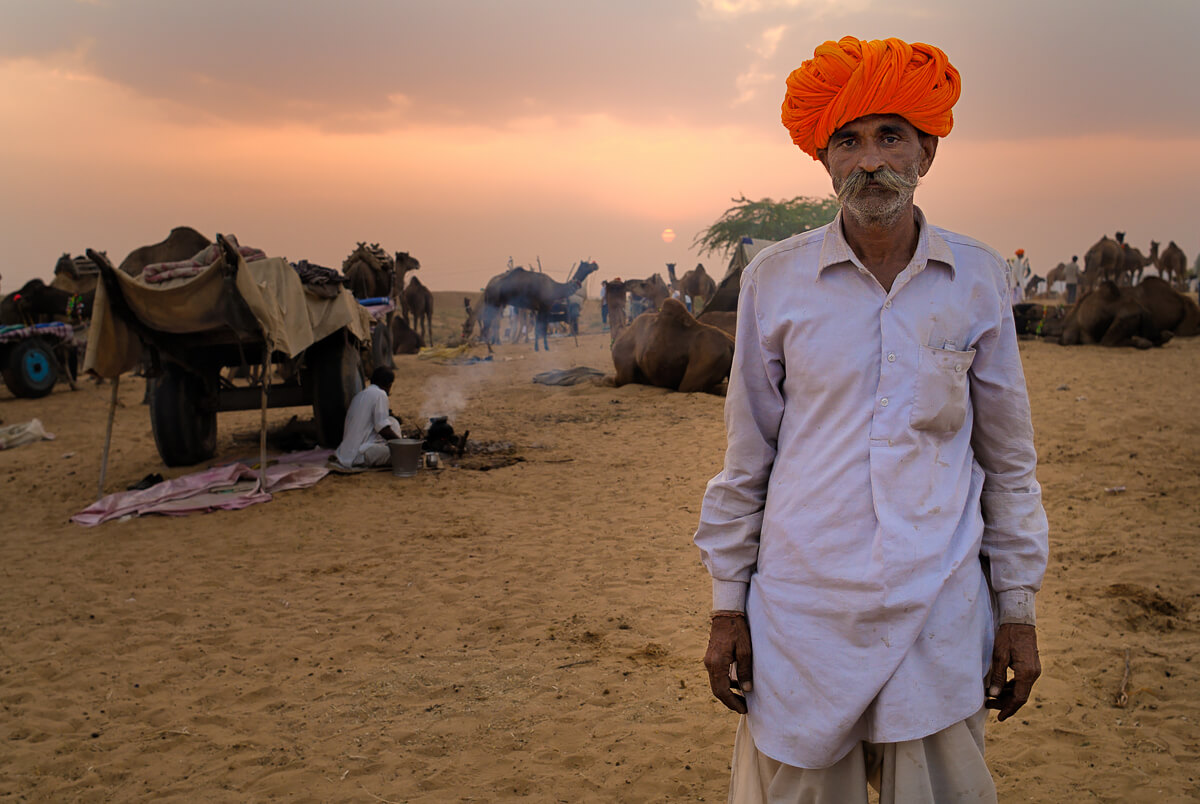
[703, 613, 753, 714]
[985, 623, 1041, 721]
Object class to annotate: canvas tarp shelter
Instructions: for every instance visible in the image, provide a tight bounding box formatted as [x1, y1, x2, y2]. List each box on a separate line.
[84, 250, 372, 379]
[705, 237, 779, 313]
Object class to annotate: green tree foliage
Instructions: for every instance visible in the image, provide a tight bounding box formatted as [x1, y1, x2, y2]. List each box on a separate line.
[692, 194, 840, 257]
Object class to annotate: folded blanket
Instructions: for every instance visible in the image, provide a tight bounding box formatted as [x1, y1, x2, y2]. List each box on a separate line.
[143, 241, 268, 284]
[532, 367, 607, 386]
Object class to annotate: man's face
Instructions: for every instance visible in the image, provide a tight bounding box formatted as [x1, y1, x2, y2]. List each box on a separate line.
[818, 114, 936, 229]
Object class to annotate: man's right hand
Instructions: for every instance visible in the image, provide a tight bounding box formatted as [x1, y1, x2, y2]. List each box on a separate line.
[703, 612, 753, 714]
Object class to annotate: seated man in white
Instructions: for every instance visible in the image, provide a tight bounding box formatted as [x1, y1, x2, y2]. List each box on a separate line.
[334, 366, 402, 468]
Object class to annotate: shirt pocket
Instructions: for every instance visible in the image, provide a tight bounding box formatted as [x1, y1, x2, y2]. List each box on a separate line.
[910, 344, 976, 433]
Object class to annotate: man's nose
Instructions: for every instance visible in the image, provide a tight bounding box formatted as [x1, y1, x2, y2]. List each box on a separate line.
[856, 142, 886, 173]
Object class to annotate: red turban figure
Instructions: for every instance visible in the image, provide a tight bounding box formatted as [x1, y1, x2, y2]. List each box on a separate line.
[781, 36, 961, 160]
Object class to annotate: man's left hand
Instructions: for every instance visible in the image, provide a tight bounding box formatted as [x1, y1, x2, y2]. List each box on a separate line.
[985, 623, 1040, 721]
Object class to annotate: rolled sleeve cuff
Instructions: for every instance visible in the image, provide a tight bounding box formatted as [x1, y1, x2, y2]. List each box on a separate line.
[996, 588, 1037, 626]
[712, 579, 749, 612]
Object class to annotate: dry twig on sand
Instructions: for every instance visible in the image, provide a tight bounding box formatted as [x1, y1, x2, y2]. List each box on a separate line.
[1114, 648, 1132, 708]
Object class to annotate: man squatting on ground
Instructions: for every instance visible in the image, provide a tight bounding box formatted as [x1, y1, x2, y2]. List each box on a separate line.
[335, 367, 401, 468]
[694, 37, 1049, 803]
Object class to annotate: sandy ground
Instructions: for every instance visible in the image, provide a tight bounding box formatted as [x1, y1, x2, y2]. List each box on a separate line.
[1, 298, 1198, 803]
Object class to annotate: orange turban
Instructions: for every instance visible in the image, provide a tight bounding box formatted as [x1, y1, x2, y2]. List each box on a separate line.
[781, 36, 961, 160]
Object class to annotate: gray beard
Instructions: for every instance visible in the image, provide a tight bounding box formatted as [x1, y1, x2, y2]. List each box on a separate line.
[842, 188, 914, 228]
[834, 165, 920, 229]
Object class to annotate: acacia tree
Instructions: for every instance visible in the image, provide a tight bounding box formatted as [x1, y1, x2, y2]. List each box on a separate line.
[693, 194, 839, 257]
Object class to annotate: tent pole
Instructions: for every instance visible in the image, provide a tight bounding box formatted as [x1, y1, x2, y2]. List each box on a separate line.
[258, 344, 270, 492]
[97, 375, 120, 500]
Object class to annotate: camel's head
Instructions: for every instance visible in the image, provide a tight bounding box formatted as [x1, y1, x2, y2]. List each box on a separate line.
[574, 260, 599, 285]
[54, 253, 77, 277]
[395, 251, 421, 273]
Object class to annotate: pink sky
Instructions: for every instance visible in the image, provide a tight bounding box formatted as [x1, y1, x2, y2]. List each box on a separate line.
[2, 0, 1197, 295]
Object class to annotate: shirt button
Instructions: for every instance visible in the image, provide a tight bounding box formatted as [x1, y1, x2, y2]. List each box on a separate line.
[883, 300, 892, 309]
[880, 397, 889, 407]
[887, 352, 896, 363]
[954, 364, 963, 372]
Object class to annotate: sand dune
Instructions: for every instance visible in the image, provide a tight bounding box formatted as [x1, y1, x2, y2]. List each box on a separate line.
[0, 321, 1197, 802]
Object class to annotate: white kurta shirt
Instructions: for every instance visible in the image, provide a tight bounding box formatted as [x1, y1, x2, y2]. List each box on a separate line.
[335, 384, 392, 467]
[694, 209, 1048, 769]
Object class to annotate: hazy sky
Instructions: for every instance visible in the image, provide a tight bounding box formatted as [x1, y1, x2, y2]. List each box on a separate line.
[2, 0, 1197, 294]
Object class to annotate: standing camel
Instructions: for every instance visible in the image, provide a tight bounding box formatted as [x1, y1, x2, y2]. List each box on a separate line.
[1121, 242, 1151, 285]
[404, 275, 434, 344]
[480, 261, 599, 351]
[1083, 235, 1124, 291]
[1150, 241, 1188, 290]
[604, 279, 630, 344]
[393, 251, 421, 321]
[667, 263, 717, 312]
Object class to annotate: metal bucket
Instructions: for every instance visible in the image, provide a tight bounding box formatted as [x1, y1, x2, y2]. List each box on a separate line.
[387, 438, 423, 477]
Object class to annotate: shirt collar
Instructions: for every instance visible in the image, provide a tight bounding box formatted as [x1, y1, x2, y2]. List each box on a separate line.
[818, 206, 956, 278]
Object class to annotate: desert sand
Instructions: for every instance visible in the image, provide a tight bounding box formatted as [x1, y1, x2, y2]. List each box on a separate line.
[1, 294, 1198, 803]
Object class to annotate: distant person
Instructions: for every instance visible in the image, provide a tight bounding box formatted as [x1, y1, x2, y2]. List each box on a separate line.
[1008, 249, 1031, 305]
[334, 367, 401, 468]
[696, 35, 1047, 802]
[600, 281, 609, 328]
[1063, 255, 1080, 304]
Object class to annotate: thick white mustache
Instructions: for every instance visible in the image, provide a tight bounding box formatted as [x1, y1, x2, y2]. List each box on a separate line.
[836, 167, 919, 204]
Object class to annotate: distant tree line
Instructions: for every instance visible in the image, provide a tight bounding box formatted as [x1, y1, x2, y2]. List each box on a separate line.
[693, 194, 839, 258]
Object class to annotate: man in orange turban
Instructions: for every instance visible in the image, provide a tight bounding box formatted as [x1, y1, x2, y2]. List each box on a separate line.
[781, 36, 960, 161]
[696, 35, 1047, 803]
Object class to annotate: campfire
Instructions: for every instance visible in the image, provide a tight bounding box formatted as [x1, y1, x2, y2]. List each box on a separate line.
[422, 416, 468, 456]
[404, 415, 522, 472]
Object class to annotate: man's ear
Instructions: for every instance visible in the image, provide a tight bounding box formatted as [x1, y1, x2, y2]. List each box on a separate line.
[918, 134, 938, 176]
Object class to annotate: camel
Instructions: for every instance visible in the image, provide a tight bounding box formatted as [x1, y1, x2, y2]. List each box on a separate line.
[1121, 243, 1152, 285]
[667, 263, 717, 313]
[625, 273, 670, 317]
[1045, 263, 1067, 291]
[119, 226, 212, 277]
[479, 261, 599, 351]
[1150, 241, 1188, 290]
[404, 275, 434, 344]
[390, 314, 424, 354]
[342, 242, 395, 300]
[393, 251, 421, 320]
[0, 279, 93, 326]
[50, 253, 102, 296]
[604, 279, 630, 343]
[1058, 277, 1199, 348]
[696, 309, 737, 338]
[612, 298, 735, 393]
[1083, 236, 1124, 291]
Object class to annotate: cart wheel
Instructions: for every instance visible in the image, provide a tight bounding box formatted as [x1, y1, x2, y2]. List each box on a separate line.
[2, 337, 59, 398]
[306, 332, 364, 448]
[150, 363, 217, 466]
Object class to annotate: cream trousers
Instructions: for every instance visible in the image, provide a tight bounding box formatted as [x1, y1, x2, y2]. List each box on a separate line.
[728, 708, 996, 804]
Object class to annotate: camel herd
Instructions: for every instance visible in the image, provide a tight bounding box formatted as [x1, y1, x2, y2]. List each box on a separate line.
[340, 242, 430, 357]
[1045, 232, 1191, 295]
[4, 227, 1197, 404]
